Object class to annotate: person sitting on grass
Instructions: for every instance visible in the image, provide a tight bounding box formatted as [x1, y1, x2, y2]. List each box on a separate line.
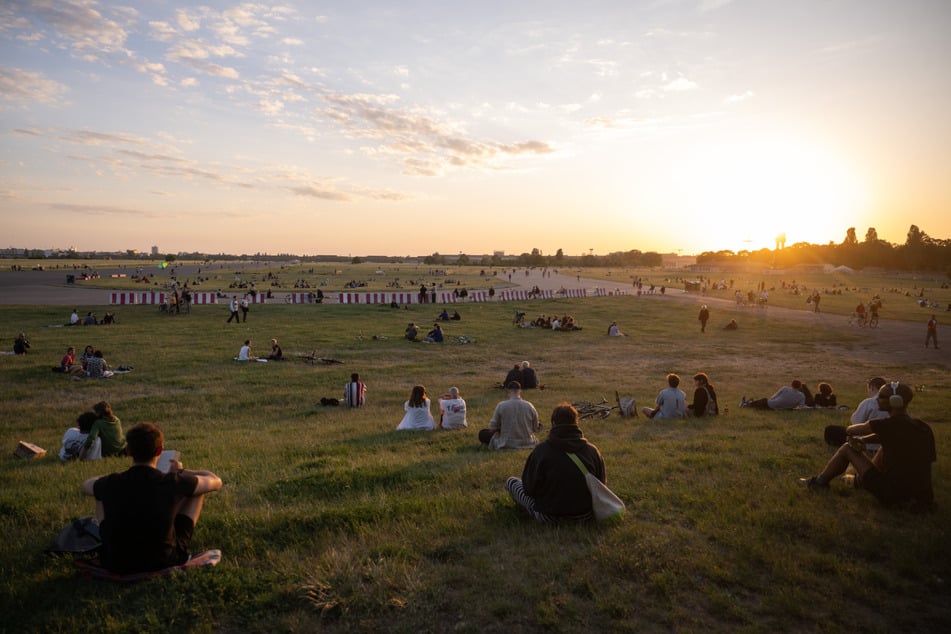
[438, 387, 468, 430]
[55, 346, 84, 374]
[59, 411, 102, 462]
[405, 322, 419, 342]
[13, 332, 30, 355]
[798, 381, 936, 512]
[479, 381, 541, 449]
[82, 422, 223, 573]
[686, 372, 718, 417]
[396, 385, 436, 430]
[813, 382, 837, 408]
[723, 319, 738, 330]
[237, 339, 256, 361]
[344, 372, 367, 407]
[740, 380, 806, 410]
[607, 321, 626, 336]
[505, 403, 605, 523]
[519, 360, 539, 389]
[267, 338, 284, 360]
[85, 350, 114, 379]
[85, 401, 126, 457]
[641, 373, 686, 419]
[423, 323, 444, 343]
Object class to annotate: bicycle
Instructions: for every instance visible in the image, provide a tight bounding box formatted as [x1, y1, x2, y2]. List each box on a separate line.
[847, 311, 868, 327]
[868, 312, 879, 328]
[572, 398, 618, 420]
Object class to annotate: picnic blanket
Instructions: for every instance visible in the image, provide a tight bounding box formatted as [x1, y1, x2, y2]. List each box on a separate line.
[74, 549, 222, 581]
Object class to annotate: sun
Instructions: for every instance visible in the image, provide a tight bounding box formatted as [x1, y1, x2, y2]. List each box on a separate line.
[680, 133, 868, 253]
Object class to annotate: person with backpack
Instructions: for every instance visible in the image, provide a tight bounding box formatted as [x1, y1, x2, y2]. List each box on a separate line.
[687, 372, 719, 417]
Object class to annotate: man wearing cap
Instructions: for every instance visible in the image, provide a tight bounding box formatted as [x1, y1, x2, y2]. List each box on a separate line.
[478, 382, 540, 450]
[505, 402, 605, 522]
[799, 381, 936, 511]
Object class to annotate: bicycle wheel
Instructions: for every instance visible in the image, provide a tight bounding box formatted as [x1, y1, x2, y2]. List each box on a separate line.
[869, 315, 879, 328]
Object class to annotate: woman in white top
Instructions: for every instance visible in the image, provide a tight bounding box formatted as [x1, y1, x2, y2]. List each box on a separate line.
[397, 385, 436, 430]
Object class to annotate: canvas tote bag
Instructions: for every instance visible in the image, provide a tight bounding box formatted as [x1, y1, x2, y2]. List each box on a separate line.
[566, 453, 626, 522]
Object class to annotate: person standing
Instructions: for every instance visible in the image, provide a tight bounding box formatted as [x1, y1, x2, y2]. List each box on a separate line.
[82, 422, 223, 573]
[698, 305, 710, 332]
[505, 403, 606, 523]
[227, 296, 240, 323]
[478, 381, 541, 449]
[240, 295, 250, 322]
[925, 315, 939, 349]
[344, 373, 367, 407]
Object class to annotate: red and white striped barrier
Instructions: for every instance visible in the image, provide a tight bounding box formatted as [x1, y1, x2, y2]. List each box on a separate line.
[139, 292, 165, 305]
[247, 294, 268, 304]
[285, 293, 313, 304]
[110, 292, 136, 305]
[467, 291, 490, 302]
[191, 292, 217, 305]
[593, 288, 626, 297]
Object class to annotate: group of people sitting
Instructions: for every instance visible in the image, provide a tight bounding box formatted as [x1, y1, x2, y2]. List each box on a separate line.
[640, 373, 719, 419]
[518, 314, 582, 330]
[54, 345, 115, 378]
[739, 379, 839, 410]
[236, 338, 284, 361]
[58, 401, 126, 461]
[404, 322, 445, 343]
[66, 309, 115, 326]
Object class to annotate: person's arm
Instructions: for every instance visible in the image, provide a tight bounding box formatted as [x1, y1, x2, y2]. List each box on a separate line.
[82, 475, 101, 496]
[83, 420, 101, 449]
[184, 470, 223, 495]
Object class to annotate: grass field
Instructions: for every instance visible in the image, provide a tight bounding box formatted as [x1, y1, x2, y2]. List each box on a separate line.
[1, 270, 949, 632]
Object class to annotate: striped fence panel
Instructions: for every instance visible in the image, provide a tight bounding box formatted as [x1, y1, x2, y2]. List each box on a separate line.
[109, 292, 136, 305]
[139, 292, 166, 305]
[191, 292, 217, 305]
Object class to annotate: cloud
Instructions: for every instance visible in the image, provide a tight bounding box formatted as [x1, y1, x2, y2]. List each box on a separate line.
[48, 202, 157, 217]
[0, 66, 68, 105]
[699, 0, 735, 12]
[289, 185, 352, 201]
[320, 91, 555, 173]
[663, 77, 698, 92]
[14, 0, 130, 58]
[724, 90, 754, 104]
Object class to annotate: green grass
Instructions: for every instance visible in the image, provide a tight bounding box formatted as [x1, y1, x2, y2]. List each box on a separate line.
[1, 282, 949, 632]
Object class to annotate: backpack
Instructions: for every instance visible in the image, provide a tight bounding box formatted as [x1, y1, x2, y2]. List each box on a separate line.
[47, 517, 101, 554]
[703, 387, 718, 416]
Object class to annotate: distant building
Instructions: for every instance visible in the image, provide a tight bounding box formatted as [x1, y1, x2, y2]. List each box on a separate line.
[151, 246, 159, 256]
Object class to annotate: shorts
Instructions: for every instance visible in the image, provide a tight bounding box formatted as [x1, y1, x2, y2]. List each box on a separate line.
[171, 513, 195, 565]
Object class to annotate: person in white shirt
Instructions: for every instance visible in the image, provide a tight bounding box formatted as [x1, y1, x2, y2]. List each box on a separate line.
[642, 373, 687, 419]
[438, 387, 468, 430]
[397, 385, 436, 430]
[851, 377, 889, 423]
[237, 339, 255, 361]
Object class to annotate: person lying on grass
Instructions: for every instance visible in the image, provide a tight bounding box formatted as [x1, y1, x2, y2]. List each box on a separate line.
[83, 422, 223, 573]
[798, 381, 936, 512]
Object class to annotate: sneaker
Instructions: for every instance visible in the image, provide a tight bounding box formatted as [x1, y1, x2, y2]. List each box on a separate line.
[797, 476, 828, 490]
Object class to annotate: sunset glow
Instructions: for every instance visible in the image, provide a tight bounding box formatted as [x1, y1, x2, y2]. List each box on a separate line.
[1, 1, 949, 256]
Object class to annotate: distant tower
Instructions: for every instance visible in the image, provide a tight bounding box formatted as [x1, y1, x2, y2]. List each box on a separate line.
[151, 245, 159, 256]
[775, 233, 786, 250]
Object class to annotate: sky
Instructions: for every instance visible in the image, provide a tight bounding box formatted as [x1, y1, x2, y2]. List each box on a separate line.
[2, 0, 950, 257]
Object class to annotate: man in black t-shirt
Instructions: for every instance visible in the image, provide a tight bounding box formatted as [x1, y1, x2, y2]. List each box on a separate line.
[83, 422, 222, 573]
[798, 381, 936, 511]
